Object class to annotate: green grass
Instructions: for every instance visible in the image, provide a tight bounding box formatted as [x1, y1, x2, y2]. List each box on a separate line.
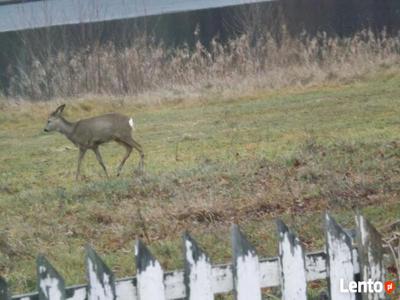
[1, 70, 400, 296]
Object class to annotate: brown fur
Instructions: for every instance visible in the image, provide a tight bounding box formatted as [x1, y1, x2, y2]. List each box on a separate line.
[44, 104, 144, 179]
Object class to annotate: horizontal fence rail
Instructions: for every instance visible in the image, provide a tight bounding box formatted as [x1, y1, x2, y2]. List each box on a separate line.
[0, 213, 388, 300]
[0, 0, 274, 33]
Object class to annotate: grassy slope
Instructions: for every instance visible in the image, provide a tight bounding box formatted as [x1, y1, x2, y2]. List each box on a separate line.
[1, 70, 400, 294]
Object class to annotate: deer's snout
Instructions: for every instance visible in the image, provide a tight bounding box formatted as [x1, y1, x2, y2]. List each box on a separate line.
[43, 128, 49, 132]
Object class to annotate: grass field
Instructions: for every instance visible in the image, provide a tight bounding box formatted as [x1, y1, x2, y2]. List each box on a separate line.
[1, 69, 400, 296]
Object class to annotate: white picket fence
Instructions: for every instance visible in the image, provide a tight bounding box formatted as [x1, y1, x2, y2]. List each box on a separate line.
[0, 213, 388, 300]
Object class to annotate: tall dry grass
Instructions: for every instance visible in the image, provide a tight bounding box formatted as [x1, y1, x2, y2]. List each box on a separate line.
[7, 27, 400, 100]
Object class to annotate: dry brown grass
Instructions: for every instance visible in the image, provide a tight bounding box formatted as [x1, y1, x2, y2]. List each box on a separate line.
[6, 27, 400, 100]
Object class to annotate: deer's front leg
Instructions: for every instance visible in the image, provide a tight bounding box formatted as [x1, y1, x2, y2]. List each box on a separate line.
[93, 147, 109, 178]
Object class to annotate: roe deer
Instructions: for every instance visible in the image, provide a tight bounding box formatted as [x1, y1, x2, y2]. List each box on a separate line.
[44, 104, 144, 180]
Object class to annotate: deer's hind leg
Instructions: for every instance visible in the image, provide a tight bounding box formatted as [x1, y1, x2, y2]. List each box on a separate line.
[116, 141, 132, 176]
[116, 136, 144, 174]
[130, 137, 144, 171]
[76, 147, 87, 180]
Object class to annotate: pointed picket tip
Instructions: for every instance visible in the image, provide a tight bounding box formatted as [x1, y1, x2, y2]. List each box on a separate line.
[231, 224, 257, 258]
[355, 213, 383, 247]
[0, 277, 10, 300]
[85, 245, 116, 300]
[276, 219, 303, 248]
[355, 213, 384, 263]
[325, 213, 353, 247]
[325, 213, 355, 300]
[85, 244, 115, 280]
[135, 239, 158, 273]
[134, 239, 166, 300]
[355, 213, 385, 300]
[276, 219, 289, 239]
[183, 232, 211, 265]
[276, 219, 307, 300]
[183, 232, 213, 300]
[231, 224, 262, 300]
[36, 255, 66, 300]
[276, 218, 306, 259]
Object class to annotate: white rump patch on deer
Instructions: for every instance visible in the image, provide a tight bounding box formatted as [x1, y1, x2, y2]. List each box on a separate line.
[129, 118, 135, 129]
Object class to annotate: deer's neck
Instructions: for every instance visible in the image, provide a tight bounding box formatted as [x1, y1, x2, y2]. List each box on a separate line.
[58, 117, 76, 138]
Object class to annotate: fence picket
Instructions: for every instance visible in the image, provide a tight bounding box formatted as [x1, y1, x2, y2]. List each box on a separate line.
[114, 279, 137, 300]
[3, 214, 388, 300]
[163, 271, 185, 299]
[183, 233, 213, 300]
[277, 220, 307, 300]
[85, 245, 116, 300]
[355, 214, 385, 300]
[231, 224, 262, 300]
[325, 214, 355, 300]
[0, 277, 9, 300]
[37, 256, 66, 300]
[135, 240, 166, 300]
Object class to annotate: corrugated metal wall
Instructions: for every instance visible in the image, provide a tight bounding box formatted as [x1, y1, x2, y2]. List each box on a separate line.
[0, 0, 273, 32]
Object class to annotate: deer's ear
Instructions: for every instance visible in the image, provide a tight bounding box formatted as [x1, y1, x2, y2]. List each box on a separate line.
[53, 104, 66, 116]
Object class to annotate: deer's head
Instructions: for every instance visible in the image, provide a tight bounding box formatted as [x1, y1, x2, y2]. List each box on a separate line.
[44, 104, 66, 132]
